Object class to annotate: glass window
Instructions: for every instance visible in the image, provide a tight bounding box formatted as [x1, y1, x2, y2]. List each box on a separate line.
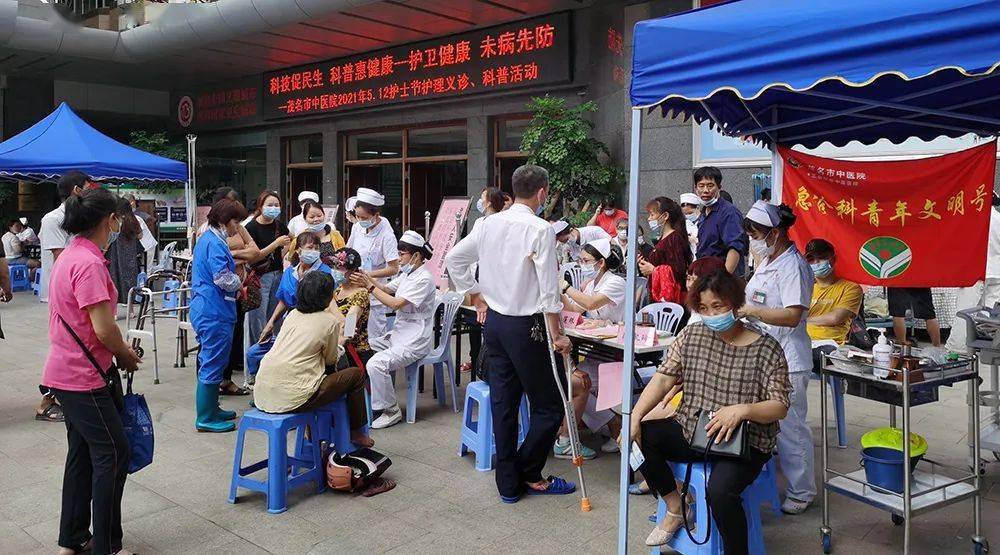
[407, 125, 467, 158]
[288, 135, 322, 164]
[198, 145, 267, 205]
[347, 131, 403, 160]
[498, 118, 529, 153]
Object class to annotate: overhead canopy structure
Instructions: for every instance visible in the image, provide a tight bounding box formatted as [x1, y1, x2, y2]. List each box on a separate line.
[0, 102, 187, 182]
[617, 1, 1000, 553]
[630, 0, 1000, 148]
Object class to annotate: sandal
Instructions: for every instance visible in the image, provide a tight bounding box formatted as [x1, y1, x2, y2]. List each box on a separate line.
[35, 403, 65, 423]
[219, 381, 250, 396]
[628, 482, 650, 495]
[361, 477, 396, 497]
[527, 475, 576, 496]
[644, 507, 692, 547]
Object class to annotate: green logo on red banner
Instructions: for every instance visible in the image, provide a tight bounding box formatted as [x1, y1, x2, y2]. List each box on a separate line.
[859, 236, 912, 279]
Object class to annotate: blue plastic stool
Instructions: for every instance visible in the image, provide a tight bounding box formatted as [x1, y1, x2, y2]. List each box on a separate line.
[295, 397, 367, 466]
[458, 380, 530, 472]
[133, 271, 147, 302]
[811, 374, 847, 448]
[228, 409, 324, 514]
[652, 460, 774, 555]
[8, 264, 29, 292]
[31, 267, 41, 296]
[162, 278, 180, 313]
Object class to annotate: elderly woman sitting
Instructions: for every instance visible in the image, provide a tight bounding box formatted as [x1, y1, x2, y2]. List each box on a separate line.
[253, 270, 373, 448]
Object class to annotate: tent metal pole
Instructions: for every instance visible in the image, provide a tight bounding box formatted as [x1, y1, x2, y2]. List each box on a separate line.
[795, 89, 1000, 127]
[618, 107, 643, 555]
[186, 134, 197, 248]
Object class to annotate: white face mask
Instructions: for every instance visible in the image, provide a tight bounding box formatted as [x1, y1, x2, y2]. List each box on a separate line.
[580, 262, 598, 279]
[476, 198, 486, 215]
[604, 209, 616, 216]
[617, 229, 627, 240]
[749, 230, 777, 259]
[685, 212, 699, 223]
[647, 218, 661, 231]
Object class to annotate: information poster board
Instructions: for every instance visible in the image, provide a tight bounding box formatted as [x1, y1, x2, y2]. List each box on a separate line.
[322, 204, 339, 225]
[426, 197, 470, 289]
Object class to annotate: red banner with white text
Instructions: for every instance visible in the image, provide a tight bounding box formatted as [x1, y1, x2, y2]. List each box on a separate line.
[781, 142, 997, 287]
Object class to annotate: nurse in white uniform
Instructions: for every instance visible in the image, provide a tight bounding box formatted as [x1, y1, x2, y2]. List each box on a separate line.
[560, 238, 627, 456]
[346, 188, 400, 339]
[552, 220, 611, 264]
[738, 200, 816, 515]
[354, 230, 437, 429]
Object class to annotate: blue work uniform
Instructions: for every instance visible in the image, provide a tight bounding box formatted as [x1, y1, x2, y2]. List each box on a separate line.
[696, 197, 749, 275]
[190, 228, 238, 385]
[274, 261, 332, 309]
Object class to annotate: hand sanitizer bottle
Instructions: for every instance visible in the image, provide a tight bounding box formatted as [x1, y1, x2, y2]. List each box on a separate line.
[873, 329, 892, 378]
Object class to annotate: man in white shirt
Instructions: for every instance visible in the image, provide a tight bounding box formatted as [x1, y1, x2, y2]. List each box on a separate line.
[446, 164, 576, 503]
[36, 170, 89, 424]
[287, 190, 320, 237]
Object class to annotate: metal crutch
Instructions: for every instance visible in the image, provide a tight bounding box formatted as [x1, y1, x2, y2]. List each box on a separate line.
[544, 324, 592, 512]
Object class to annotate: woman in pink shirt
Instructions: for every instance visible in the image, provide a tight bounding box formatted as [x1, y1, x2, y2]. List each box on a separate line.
[41, 187, 141, 555]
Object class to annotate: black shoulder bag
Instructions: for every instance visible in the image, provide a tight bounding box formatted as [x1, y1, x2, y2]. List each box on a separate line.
[680, 409, 750, 545]
[58, 314, 125, 412]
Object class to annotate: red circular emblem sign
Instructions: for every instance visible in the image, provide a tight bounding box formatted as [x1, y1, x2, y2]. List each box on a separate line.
[177, 96, 193, 128]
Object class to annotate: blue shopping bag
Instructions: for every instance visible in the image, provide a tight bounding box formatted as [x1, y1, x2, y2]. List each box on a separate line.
[122, 372, 154, 474]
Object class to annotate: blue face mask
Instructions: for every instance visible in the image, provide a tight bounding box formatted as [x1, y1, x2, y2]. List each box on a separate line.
[536, 203, 545, 216]
[476, 198, 487, 215]
[810, 259, 833, 279]
[358, 218, 375, 229]
[300, 250, 320, 266]
[108, 230, 120, 246]
[262, 206, 281, 220]
[702, 310, 737, 332]
[332, 269, 346, 289]
[400, 264, 413, 274]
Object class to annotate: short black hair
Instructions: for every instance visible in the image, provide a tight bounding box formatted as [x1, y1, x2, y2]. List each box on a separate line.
[62, 188, 117, 235]
[719, 190, 733, 203]
[296, 271, 335, 314]
[58, 171, 90, 200]
[693, 166, 723, 187]
[7, 219, 21, 229]
[355, 201, 381, 215]
[759, 188, 771, 201]
[289, 231, 322, 266]
[512, 164, 549, 199]
[687, 268, 746, 312]
[207, 199, 249, 228]
[805, 238, 835, 261]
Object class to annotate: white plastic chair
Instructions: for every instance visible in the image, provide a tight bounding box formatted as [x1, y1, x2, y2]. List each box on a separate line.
[633, 276, 649, 310]
[154, 241, 178, 272]
[561, 263, 585, 290]
[399, 291, 464, 423]
[637, 302, 685, 335]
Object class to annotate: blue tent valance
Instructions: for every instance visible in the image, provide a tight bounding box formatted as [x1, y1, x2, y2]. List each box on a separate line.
[630, 0, 1000, 148]
[0, 102, 187, 182]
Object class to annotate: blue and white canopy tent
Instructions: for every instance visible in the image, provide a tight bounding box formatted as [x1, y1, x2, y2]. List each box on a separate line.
[620, 0, 1000, 551]
[0, 102, 194, 229]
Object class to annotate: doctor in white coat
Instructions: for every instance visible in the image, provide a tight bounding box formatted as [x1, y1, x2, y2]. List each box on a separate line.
[352, 230, 437, 429]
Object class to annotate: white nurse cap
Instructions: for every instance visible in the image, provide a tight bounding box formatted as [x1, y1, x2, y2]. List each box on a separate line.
[745, 200, 780, 228]
[679, 193, 703, 206]
[356, 187, 385, 207]
[587, 237, 612, 258]
[551, 220, 570, 235]
[298, 190, 319, 203]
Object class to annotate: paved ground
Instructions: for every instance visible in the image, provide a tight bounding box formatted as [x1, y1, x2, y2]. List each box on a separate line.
[2, 293, 1000, 554]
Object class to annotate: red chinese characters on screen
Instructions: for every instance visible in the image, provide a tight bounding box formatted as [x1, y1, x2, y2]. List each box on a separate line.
[482, 63, 540, 87]
[401, 40, 472, 72]
[328, 55, 395, 86]
[480, 24, 555, 59]
[196, 87, 257, 122]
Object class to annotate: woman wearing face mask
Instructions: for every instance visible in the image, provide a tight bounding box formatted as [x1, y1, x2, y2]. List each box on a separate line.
[638, 197, 692, 292]
[245, 190, 292, 347]
[43, 188, 142, 555]
[472, 186, 506, 230]
[104, 196, 143, 319]
[259, 232, 333, 343]
[191, 198, 251, 433]
[679, 193, 702, 257]
[347, 187, 400, 339]
[587, 196, 629, 236]
[630, 269, 790, 549]
[352, 230, 437, 429]
[331, 247, 374, 366]
[560, 238, 627, 457]
[287, 200, 345, 268]
[738, 200, 816, 516]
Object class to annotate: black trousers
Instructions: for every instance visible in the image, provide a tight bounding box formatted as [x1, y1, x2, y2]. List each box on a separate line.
[225, 306, 245, 381]
[639, 418, 769, 555]
[52, 387, 130, 555]
[483, 310, 565, 498]
[462, 311, 483, 375]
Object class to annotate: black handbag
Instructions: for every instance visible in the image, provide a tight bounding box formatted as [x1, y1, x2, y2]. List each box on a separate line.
[680, 409, 750, 546]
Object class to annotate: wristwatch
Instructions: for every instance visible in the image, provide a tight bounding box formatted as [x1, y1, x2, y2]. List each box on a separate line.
[367, 284, 376, 293]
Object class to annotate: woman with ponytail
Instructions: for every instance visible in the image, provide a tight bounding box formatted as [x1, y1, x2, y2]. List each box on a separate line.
[558, 237, 628, 458]
[41, 187, 142, 555]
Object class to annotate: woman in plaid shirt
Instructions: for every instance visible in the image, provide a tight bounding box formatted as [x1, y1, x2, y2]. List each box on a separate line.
[629, 269, 791, 551]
